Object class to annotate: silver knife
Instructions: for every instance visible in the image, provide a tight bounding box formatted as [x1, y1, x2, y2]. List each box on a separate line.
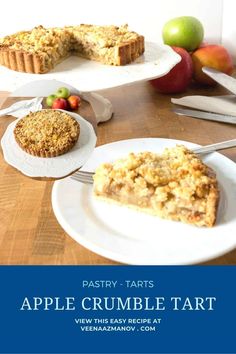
[202, 67, 236, 95]
[172, 107, 236, 124]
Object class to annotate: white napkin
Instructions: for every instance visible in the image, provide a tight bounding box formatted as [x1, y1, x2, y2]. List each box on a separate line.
[81, 92, 113, 123]
[171, 95, 236, 117]
[0, 97, 43, 119]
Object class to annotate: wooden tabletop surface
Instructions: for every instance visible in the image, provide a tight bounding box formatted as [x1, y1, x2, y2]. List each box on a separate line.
[0, 81, 236, 265]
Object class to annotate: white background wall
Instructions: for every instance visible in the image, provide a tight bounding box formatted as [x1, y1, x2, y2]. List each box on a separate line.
[221, 0, 236, 61]
[0, 0, 235, 61]
[0, 0, 223, 43]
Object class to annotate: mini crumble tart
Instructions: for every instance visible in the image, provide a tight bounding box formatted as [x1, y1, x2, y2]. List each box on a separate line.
[14, 109, 80, 158]
[0, 24, 145, 73]
[93, 146, 219, 227]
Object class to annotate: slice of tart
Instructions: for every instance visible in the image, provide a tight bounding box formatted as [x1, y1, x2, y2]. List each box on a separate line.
[93, 146, 219, 227]
[67, 24, 144, 66]
[14, 109, 80, 157]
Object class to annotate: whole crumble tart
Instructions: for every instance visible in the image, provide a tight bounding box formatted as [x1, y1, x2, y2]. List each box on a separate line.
[14, 109, 80, 157]
[0, 24, 145, 73]
[93, 146, 219, 227]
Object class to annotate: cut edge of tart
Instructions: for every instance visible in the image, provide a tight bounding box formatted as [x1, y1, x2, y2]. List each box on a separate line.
[0, 24, 145, 73]
[93, 146, 219, 227]
[14, 109, 80, 158]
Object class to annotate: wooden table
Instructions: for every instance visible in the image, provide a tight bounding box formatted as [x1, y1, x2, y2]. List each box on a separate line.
[0, 82, 236, 265]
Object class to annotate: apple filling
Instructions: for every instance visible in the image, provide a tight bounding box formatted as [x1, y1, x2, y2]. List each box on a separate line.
[93, 146, 219, 227]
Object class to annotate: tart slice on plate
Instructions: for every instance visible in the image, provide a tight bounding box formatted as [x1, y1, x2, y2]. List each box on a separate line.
[93, 145, 219, 227]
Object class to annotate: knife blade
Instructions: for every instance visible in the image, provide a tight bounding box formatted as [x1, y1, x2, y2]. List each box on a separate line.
[172, 107, 236, 124]
[202, 67, 236, 95]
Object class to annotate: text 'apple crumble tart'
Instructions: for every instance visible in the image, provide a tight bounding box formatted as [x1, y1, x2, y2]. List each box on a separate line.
[14, 109, 80, 157]
[0, 24, 145, 73]
[93, 146, 219, 227]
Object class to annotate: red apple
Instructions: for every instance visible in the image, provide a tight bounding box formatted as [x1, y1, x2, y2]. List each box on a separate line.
[52, 98, 68, 110]
[150, 47, 193, 93]
[67, 95, 81, 110]
[192, 45, 234, 86]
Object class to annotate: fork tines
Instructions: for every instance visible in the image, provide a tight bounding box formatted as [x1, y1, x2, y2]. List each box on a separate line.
[71, 170, 94, 184]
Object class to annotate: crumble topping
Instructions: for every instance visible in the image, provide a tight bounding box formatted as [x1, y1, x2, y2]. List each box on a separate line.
[67, 24, 140, 48]
[14, 109, 80, 157]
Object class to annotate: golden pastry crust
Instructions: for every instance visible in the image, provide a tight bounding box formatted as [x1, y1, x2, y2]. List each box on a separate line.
[93, 146, 219, 227]
[0, 26, 72, 73]
[0, 24, 145, 73]
[14, 109, 80, 157]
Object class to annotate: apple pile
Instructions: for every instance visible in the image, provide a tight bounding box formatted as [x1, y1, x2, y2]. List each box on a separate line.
[150, 16, 234, 93]
[46, 87, 81, 111]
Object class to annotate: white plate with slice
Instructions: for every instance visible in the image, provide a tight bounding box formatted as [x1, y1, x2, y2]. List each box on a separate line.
[1, 110, 97, 178]
[51, 138, 236, 265]
[0, 42, 180, 92]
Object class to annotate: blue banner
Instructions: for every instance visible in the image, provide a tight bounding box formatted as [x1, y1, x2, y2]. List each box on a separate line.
[0, 266, 235, 353]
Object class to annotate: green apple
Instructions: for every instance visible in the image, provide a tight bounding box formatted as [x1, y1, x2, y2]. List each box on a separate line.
[162, 16, 204, 52]
[46, 94, 57, 107]
[56, 87, 70, 99]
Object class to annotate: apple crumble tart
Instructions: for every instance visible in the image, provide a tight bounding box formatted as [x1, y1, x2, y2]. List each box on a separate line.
[14, 109, 80, 157]
[0, 24, 144, 73]
[93, 146, 219, 227]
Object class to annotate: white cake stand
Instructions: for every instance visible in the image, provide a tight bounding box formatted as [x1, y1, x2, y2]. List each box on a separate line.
[0, 42, 180, 123]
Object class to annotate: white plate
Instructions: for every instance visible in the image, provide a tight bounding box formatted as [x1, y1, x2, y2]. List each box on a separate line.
[0, 42, 180, 92]
[52, 138, 236, 265]
[1, 110, 97, 178]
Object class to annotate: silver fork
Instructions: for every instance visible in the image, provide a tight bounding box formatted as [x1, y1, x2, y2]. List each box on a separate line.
[71, 138, 236, 185]
[71, 170, 95, 184]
